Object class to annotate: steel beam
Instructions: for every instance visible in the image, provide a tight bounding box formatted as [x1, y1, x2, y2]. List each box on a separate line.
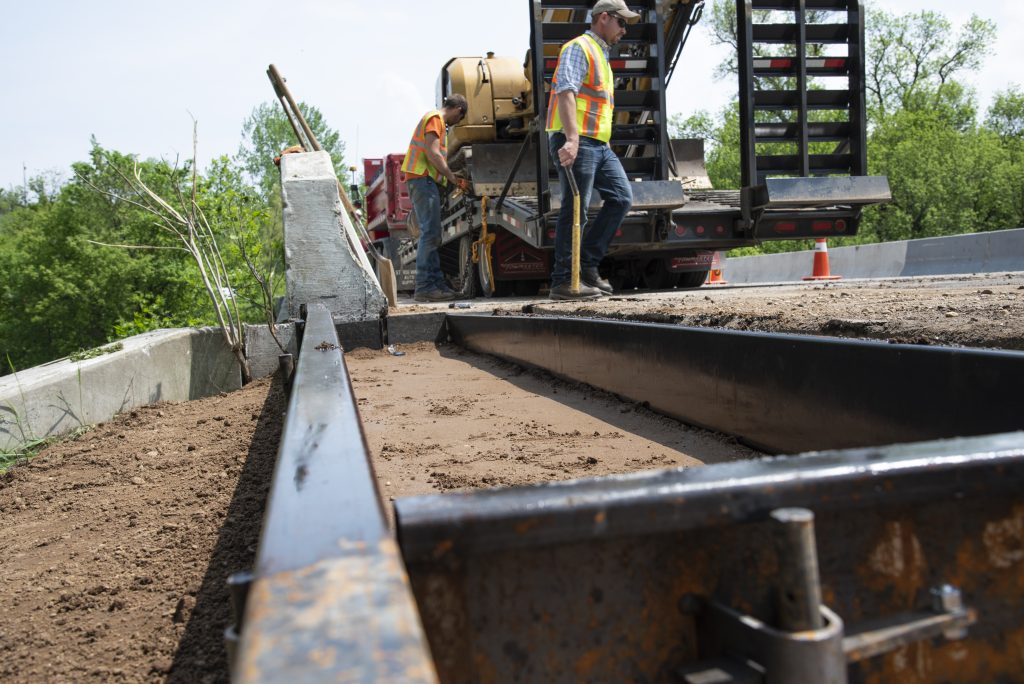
[446, 314, 1024, 454]
[234, 303, 437, 684]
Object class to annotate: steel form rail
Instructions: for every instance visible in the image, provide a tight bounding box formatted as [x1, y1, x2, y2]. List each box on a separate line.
[233, 303, 437, 684]
[446, 314, 1024, 454]
[397, 432, 1024, 682]
[235, 311, 1024, 682]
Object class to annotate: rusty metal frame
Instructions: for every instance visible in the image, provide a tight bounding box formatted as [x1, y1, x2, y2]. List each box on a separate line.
[233, 303, 437, 683]
[446, 313, 1024, 454]
[233, 309, 1024, 682]
[396, 432, 1024, 682]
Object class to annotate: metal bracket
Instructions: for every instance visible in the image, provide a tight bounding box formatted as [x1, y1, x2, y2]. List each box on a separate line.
[679, 508, 977, 683]
[842, 585, 976, 663]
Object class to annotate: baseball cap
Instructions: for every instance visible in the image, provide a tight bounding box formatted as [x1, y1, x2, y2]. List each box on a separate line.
[591, 0, 641, 24]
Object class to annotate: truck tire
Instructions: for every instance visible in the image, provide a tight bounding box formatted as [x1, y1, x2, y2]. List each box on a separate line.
[642, 259, 680, 290]
[454, 236, 479, 298]
[677, 269, 709, 289]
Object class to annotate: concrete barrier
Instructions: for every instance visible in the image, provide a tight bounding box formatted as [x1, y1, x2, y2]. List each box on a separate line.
[0, 328, 240, 453]
[280, 151, 387, 321]
[722, 227, 1024, 284]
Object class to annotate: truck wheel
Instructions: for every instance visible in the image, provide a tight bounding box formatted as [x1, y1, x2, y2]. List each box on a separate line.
[453, 236, 479, 298]
[642, 259, 680, 290]
[677, 269, 710, 289]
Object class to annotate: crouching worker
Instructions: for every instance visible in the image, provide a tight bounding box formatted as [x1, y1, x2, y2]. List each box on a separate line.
[402, 94, 472, 302]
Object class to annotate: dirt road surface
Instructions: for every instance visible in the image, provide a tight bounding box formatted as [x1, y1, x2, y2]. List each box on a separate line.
[0, 272, 1021, 682]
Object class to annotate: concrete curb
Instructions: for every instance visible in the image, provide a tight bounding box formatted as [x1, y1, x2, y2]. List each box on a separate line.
[1, 327, 240, 453]
[722, 227, 1024, 283]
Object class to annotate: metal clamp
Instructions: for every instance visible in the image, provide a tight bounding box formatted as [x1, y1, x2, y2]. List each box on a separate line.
[680, 509, 977, 683]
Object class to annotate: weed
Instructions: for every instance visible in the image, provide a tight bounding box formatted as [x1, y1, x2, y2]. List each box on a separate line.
[68, 342, 124, 363]
[0, 426, 92, 473]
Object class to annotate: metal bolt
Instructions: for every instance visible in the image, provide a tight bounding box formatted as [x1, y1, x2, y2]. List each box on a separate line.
[931, 584, 968, 640]
[771, 507, 824, 632]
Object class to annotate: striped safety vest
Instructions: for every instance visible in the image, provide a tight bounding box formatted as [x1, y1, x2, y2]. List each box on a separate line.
[401, 110, 447, 185]
[545, 33, 615, 143]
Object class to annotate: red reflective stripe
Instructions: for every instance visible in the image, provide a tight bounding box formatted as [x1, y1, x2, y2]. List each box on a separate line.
[770, 58, 793, 69]
[824, 58, 846, 69]
[545, 59, 558, 69]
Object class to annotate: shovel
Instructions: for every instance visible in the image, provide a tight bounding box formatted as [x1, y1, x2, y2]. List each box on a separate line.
[267, 64, 399, 308]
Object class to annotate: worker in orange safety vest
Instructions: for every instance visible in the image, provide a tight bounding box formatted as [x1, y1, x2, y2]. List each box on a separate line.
[401, 94, 472, 302]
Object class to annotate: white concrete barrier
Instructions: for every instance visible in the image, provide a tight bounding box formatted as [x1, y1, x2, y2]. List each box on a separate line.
[0, 328, 239, 453]
[280, 151, 386, 321]
[722, 227, 1024, 284]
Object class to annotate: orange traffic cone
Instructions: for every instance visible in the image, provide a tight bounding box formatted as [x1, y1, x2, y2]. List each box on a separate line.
[802, 238, 841, 281]
[706, 251, 728, 285]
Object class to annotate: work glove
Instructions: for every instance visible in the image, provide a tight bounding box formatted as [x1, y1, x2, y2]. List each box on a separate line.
[273, 145, 305, 167]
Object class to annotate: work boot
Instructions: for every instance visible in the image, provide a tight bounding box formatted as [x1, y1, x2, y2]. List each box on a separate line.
[414, 288, 458, 303]
[549, 282, 603, 301]
[582, 268, 613, 295]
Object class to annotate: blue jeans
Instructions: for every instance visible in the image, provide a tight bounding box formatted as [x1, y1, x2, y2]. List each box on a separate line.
[408, 176, 447, 292]
[548, 132, 632, 286]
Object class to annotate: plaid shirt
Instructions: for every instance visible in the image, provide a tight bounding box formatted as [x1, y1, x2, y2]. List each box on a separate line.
[553, 30, 610, 94]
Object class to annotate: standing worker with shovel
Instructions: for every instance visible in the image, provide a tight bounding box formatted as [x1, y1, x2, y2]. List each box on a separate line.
[402, 94, 473, 302]
[546, 0, 636, 300]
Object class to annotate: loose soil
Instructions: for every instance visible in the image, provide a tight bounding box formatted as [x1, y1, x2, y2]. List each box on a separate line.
[0, 377, 285, 684]
[526, 273, 1024, 351]
[1, 272, 1021, 683]
[347, 342, 757, 526]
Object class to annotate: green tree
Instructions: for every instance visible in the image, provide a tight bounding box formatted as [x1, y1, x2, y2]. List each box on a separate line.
[865, 9, 995, 119]
[670, 106, 741, 189]
[986, 86, 1024, 140]
[237, 101, 346, 202]
[0, 143, 200, 372]
[863, 106, 1017, 241]
[983, 87, 1024, 227]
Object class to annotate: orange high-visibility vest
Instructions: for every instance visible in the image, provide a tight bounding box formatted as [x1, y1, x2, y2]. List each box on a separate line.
[545, 33, 615, 143]
[401, 110, 447, 185]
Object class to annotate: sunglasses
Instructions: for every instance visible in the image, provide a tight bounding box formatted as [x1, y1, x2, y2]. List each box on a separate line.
[609, 13, 627, 28]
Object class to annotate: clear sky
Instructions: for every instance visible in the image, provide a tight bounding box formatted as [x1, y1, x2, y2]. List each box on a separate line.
[1, 0, 1019, 189]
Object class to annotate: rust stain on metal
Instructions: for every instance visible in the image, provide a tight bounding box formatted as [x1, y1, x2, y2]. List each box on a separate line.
[431, 539, 454, 559]
[981, 503, 1024, 569]
[857, 624, 1024, 683]
[514, 517, 541, 535]
[236, 540, 438, 683]
[859, 519, 926, 606]
[573, 648, 602, 679]
[472, 651, 497, 684]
